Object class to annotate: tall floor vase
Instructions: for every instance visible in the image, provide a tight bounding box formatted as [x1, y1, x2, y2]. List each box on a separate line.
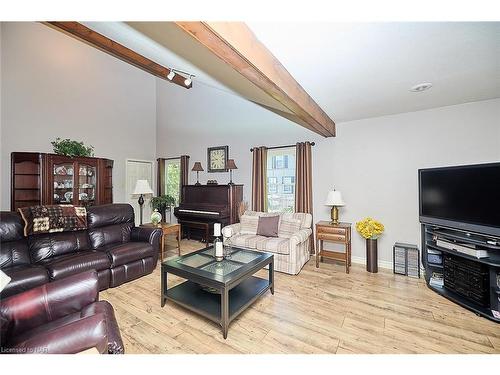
[366, 239, 378, 273]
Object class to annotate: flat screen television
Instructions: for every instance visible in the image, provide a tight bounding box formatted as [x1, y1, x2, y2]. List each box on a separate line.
[419, 162, 500, 237]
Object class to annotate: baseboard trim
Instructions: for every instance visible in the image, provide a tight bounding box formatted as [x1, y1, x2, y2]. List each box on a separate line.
[350, 256, 393, 270]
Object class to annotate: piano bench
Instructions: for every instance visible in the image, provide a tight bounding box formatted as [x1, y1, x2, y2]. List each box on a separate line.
[179, 220, 210, 247]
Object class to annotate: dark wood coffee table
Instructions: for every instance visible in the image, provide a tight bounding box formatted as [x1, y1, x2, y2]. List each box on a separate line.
[161, 246, 274, 339]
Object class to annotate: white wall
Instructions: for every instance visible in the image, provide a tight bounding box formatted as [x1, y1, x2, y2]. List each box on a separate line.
[0, 22, 157, 208]
[157, 80, 500, 265]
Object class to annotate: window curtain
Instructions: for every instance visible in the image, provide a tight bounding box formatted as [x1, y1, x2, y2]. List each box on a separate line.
[180, 155, 190, 202]
[251, 146, 268, 212]
[295, 141, 314, 253]
[157, 158, 166, 196]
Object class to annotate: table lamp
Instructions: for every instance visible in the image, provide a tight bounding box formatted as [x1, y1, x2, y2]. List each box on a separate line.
[226, 159, 237, 185]
[133, 179, 153, 225]
[0, 269, 11, 292]
[192, 162, 204, 186]
[325, 189, 345, 225]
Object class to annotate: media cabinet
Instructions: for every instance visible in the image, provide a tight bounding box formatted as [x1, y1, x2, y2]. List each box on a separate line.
[421, 223, 500, 323]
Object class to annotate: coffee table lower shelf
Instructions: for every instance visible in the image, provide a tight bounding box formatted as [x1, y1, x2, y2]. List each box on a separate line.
[164, 276, 271, 337]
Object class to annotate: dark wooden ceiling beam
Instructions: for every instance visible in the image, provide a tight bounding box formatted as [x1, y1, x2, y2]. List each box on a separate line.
[174, 22, 335, 137]
[44, 22, 191, 89]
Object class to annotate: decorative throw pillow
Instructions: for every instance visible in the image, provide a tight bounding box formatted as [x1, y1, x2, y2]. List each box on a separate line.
[18, 204, 87, 236]
[256, 216, 280, 237]
[240, 215, 259, 235]
[278, 218, 302, 238]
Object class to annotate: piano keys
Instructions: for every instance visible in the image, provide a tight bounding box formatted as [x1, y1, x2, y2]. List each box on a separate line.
[174, 184, 243, 243]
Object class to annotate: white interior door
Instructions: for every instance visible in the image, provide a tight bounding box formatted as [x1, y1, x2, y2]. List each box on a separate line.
[126, 159, 154, 224]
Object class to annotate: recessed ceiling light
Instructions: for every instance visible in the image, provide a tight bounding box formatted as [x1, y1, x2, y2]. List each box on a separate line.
[410, 82, 433, 92]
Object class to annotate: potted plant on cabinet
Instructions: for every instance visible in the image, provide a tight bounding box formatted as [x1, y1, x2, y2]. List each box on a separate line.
[356, 217, 385, 273]
[150, 195, 176, 223]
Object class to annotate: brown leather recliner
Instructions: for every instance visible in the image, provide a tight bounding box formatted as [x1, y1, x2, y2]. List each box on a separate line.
[0, 204, 161, 298]
[0, 270, 124, 354]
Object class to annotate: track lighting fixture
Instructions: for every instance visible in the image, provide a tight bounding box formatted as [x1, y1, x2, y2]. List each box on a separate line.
[167, 68, 195, 87]
[167, 70, 176, 80]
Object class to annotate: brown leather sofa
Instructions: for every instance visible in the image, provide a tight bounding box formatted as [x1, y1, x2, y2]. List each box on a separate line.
[0, 204, 161, 298]
[0, 270, 124, 354]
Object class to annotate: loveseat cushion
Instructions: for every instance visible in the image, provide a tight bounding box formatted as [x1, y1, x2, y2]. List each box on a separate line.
[28, 231, 90, 263]
[230, 234, 268, 249]
[99, 242, 155, 267]
[41, 251, 111, 281]
[1, 265, 49, 298]
[256, 237, 291, 255]
[239, 215, 259, 235]
[278, 218, 302, 238]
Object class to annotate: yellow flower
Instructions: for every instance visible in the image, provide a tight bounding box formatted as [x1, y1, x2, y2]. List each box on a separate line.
[355, 217, 385, 239]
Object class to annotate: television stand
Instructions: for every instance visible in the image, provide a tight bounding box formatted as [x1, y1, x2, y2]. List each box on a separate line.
[421, 223, 500, 323]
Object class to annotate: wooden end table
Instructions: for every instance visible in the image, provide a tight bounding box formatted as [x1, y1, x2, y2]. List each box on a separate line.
[141, 222, 181, 262]
[315, 221, 352, 273]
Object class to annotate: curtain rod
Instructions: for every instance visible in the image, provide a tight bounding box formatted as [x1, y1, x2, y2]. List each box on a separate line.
[157, 157, 181, 161]
[250, 142, 315, 152]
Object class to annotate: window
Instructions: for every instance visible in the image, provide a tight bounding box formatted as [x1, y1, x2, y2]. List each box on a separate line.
[272, 154, 289, 169]
[266, 147, 296, 213]
[165, 158, 181, 206]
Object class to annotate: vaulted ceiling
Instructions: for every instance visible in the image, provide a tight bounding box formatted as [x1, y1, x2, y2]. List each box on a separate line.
[54, 22, 499, 136]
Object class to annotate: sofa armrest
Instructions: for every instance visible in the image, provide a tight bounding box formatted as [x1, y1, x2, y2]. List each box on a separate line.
[10, 313, 108, 354]
[0, 271, 99, 337]
[131, 227, 162, 253]
[289, 228, 312, 248]
[222, 223, 241, 237]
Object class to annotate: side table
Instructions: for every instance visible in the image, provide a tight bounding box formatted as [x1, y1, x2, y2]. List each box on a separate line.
[141, 222, 181, 262]
[315, 221, 352, 273]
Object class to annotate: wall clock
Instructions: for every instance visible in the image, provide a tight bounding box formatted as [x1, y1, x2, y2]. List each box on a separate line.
[207, 146, 229, 173]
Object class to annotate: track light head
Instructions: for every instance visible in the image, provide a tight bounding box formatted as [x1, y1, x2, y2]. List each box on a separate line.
[184, 76, 192, 86]
[167, 70, 175, 80]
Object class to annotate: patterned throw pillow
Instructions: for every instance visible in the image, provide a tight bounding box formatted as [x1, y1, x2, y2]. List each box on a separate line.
[18, 205, 87, 236]
[278, 218, 302, 238]
[240, 215, 259, 235]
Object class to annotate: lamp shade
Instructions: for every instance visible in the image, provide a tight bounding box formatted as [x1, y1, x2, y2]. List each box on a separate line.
[133, 179, 153, 195]
[226, 159, 237, 170]
[0, 269, 11, 292]
[325, 189, 345, 206]
[191, 162, 204, 172]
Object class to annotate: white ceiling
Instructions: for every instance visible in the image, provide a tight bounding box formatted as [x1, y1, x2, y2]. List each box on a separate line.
[82, 22, 500, 133]
[247, 22, 500, 122]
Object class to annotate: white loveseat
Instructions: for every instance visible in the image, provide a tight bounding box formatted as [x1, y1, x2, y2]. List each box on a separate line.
[222, 211, 312, 275]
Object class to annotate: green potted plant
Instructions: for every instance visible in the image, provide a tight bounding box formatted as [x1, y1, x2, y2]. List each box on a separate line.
[51, 138, 94, 157]
[150, 195, 176, 222]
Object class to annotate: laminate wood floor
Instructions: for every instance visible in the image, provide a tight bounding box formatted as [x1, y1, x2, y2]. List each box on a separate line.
[100, 239, 500, 354]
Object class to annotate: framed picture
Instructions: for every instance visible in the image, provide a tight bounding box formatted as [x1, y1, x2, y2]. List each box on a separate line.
[207, 146, 229, 173]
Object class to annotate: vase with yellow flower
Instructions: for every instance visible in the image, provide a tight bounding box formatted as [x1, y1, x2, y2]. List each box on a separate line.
[356, 217, 385, 273]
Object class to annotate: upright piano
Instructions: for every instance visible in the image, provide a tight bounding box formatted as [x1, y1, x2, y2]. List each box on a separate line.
[174, 184, 243, 243]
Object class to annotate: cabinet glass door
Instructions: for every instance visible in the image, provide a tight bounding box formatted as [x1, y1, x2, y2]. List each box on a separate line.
[53, 162, 75, 204]
[77, 163, 97, 206]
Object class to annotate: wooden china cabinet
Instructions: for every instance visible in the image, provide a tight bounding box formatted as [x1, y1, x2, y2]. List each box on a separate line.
[11, 152, 114, 211]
